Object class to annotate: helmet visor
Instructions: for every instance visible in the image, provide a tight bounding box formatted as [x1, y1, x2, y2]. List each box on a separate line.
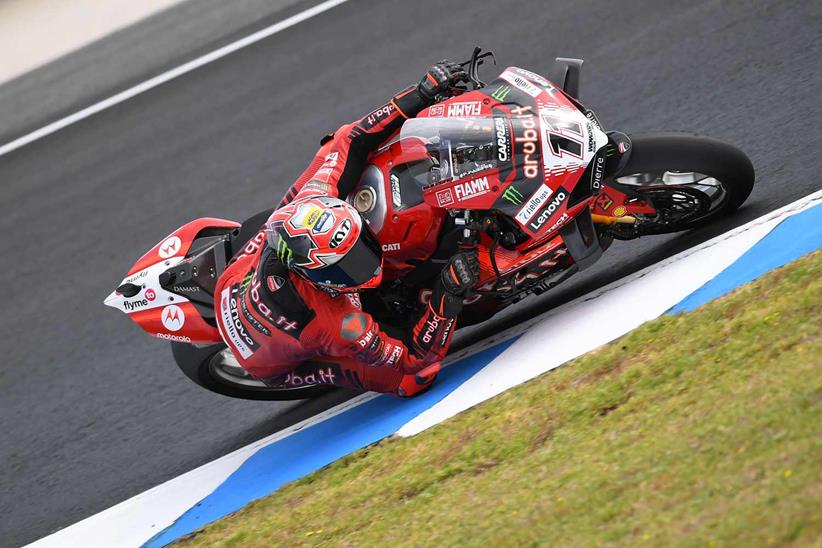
[297, 225, 383, 289]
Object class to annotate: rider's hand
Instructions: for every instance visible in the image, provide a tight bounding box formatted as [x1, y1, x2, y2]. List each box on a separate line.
[417, 60, 468, 101]
[440, 249, 480, 297]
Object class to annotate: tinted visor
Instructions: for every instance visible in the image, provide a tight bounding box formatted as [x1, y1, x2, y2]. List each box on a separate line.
[298, 226, 382, 288]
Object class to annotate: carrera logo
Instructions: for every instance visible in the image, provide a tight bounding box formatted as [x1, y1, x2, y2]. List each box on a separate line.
[436, 188, 454, 207]
[161, 304, 185, 331]
[158, 236, 181, 259]
[454, 176, 490, 201]
[329, 219, 352, 249]
[495, 117, 510, 162]
[528, 191, 568, 232]
[446, 101, 482, 117]
[515, 184, 554, 224]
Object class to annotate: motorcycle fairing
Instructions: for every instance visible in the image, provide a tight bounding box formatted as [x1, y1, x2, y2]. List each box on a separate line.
[104, 217, 240, 344]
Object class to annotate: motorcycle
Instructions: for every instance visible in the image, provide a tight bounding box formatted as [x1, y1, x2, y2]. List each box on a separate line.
[105, 48, 755, 400]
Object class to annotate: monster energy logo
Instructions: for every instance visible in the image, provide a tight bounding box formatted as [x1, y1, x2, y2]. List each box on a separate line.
[502, 186, 523, 205]
[490, 85, 512, 101]
[276, 238, 293, 263]
[240, 268, 255, 290]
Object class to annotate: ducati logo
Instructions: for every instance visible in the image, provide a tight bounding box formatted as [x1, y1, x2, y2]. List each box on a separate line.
[161, 304, 185, 331]
[267, 275, 285, 292]
[158, 236, 182, 259]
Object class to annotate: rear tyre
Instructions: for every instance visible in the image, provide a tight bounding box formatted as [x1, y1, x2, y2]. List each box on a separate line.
[172, 342, 336, 401]
[613, 133, 755, 235]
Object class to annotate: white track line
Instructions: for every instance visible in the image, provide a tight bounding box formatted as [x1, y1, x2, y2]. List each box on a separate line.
[0, 0, 350, 158]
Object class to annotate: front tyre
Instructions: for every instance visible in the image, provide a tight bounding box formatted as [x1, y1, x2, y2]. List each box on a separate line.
[171, 342, 336, 401]
[613, 133, 755, 235]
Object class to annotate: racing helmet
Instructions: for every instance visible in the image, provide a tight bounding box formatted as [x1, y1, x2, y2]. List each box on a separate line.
[264, 196, 383, 292]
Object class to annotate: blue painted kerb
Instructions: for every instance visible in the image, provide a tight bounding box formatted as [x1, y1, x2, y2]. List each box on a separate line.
[146, 338, 517, 546]
[670, 202, 822, 313]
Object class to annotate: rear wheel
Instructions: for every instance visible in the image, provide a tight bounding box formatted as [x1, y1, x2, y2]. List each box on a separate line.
[172, 342, 336, 401]
[611, 133, 755, 237]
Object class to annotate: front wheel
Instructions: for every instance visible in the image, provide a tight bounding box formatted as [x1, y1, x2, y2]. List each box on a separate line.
[611, 133, 755, 236]
[171, 342, 336, 401]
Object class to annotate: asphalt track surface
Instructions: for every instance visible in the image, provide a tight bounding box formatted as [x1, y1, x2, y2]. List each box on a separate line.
[1, 0, 820, 545]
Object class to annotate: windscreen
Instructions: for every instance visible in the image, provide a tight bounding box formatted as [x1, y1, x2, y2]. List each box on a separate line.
[399, 117, 501, 188]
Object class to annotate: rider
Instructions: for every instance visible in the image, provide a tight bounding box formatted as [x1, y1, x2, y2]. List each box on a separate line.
[214, 61, 479, 397]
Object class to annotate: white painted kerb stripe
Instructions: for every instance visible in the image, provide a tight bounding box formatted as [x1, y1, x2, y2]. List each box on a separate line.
[0, 0, 350, 158]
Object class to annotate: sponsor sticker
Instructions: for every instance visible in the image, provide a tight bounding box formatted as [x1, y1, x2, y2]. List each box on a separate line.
[161, 304, 185, 331]
[363, 104, 395, 129]
[312, 210, 335, 234]
[124, 298, 148, 311]
[528, 190, 568, 232]
[145, 288, 156, 301]
[502, 186, 523, 205]
[155, 332, 191, 342]
[219, 289, 252, 358]
[613, 206, 627, 217]
[329, 219, 352, 249]
[591, 156, 605, 191]
[499, 70, 542, 98]
[313, 167, 333, 183]
[381, 243, 401, 252]
[158, 236, 181, 259]
[596, 192, 614, 211]
[494, 117, 510, 162]
[453, 176, 490, 201]
[490, 84, 512, 101]
[446, 101, 482, 117]
[436, 188, 454, 207]
[428, 104, 444, 117]
[266, 275, 285, 292]
[390, 173, 402, 209]
[515, 184, 554, 224]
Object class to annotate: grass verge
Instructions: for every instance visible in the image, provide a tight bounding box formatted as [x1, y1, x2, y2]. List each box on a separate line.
[177, 251, 821, 547]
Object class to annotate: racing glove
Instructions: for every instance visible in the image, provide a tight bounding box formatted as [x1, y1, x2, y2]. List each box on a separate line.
[408, 249, 479, 367]
[417, 60, 469, 102]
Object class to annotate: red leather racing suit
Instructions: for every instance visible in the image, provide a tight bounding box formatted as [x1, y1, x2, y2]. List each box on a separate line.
[213, 86, 456, 396]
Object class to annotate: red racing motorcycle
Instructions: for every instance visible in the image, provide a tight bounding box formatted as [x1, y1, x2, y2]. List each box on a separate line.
[105, 49, 755, 400]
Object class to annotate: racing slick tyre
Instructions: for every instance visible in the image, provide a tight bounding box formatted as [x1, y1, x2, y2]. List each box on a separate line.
[612, 133, 755, 236]
[171, 342, 336, 401]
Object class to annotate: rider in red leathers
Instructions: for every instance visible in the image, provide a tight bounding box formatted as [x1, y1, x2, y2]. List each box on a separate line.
[214, 61, 478, 397]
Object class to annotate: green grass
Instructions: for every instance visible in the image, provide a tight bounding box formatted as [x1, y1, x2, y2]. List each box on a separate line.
[177, 251, 822, 547]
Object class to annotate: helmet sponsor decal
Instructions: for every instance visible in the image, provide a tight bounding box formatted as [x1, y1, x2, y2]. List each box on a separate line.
[161, 304, 185, 331]
[158, 236, 182, 259]
[312, 211, 335, 234]
[329, 219, 352, 249]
